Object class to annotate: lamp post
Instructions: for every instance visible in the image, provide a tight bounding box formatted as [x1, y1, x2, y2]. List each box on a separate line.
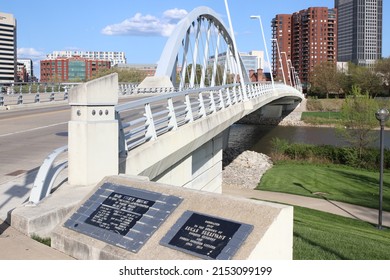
[281, 52, 291, 86]
[375, 108, 389, 230]
[271, 38, 286, 84]
[287, 59, 297, 88]
[250, 15, 274, 89]
[224, 0, 247, 99]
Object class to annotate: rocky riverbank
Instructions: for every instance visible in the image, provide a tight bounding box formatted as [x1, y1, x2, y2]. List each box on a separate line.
[221, 99, 307, 190]
[222, 149, 273, 190]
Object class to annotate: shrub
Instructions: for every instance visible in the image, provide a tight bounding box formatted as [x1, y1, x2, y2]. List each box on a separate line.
[270, 137, 390, 170]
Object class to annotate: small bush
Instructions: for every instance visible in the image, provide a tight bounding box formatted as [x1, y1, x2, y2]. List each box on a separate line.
[270, 137, 389, 170]
[306, 98, 344, 112]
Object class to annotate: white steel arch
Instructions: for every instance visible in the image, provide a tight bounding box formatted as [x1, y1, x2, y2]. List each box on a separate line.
[154, 6, 249, 90]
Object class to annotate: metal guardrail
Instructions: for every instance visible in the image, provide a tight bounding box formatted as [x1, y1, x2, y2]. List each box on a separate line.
[0, 82, 78, 107]
[0, 82, 176, 107]
[28, 82, 302, 204]
[28, 146, 68, 204]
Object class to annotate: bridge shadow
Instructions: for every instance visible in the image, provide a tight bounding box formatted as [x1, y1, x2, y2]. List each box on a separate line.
[223, 123, 280, 167]
[55, 132, 68, 137]
[0, 219, 10, 236]
[0, 169, 38, 224]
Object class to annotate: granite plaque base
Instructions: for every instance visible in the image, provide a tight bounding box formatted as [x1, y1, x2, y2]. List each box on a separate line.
[51, 175, 294, 260]
[64, 182, 182, 253]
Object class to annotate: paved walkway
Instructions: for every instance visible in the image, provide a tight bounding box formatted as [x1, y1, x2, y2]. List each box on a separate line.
[0, 186, 388, 260]
[0, 219, 73, 260]
[223, 187, 390, 227]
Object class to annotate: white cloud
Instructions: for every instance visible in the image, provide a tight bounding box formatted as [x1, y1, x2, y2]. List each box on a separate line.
[163, 8, 188, 21]
[17, 47, 45, 59]
[101, 9, 188, 37]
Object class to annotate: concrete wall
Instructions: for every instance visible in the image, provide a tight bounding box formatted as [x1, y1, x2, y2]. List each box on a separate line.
[51, 176, 294, 260]
[155, 132, 225, 193]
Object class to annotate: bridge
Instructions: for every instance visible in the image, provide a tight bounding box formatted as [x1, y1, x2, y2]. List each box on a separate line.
[22, 6, 303, 202]
[1, 6, 303, 259]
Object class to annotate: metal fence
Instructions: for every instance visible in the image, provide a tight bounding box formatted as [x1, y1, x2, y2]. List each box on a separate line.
[0, 82, 174, 107]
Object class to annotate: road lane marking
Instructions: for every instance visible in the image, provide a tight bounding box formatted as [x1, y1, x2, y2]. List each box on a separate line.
[0, 122, 68, 138]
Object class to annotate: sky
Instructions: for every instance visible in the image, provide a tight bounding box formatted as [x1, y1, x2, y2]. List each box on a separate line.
[2, 0, 389, 78]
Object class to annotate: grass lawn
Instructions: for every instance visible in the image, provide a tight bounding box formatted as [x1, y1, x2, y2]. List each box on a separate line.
[301, 111, 343, 125]
[257, 162, 390, 211]
[293, 206, 390, 259]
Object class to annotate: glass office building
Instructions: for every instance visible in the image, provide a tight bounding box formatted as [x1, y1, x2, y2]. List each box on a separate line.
[335, 0, 383, 67]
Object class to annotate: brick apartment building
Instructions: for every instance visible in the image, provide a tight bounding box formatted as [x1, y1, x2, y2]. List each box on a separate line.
[40, 56, 110, 83]
[272, 7, 338, 88]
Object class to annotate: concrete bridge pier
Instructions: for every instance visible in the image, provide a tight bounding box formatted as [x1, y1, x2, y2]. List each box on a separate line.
[154, 131, 227, 193]
[68, 74, 119, 186]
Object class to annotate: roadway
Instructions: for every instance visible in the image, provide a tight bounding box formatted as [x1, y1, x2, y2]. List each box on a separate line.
[0, 96, 147, 180]
[0, 104, 69, 183]
[0, 96, 143, 221]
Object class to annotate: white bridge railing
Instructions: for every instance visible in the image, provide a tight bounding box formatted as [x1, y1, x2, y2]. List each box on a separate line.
[116, 82, 276, 153]
[28, 81, 302, 204]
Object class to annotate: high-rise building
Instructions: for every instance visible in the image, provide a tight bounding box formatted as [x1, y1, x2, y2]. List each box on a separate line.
[17, 58, 34, 81]
[272, 7, 338, 87]
[0, 12, 17, 84]
[47, 50, 126, 66]
[335, 0, 383, 67]
[208, 50, 264, 74]
[271, 14, 292, 83]
[40, 56, 111, 82]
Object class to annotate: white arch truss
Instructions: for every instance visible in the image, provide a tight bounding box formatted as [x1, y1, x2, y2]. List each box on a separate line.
[154, 6, 249, 90]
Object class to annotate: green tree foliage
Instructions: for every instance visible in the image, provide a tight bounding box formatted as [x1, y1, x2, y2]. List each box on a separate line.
[337, 90, 378, 158]
[375, 56, 390, 96]
[182, 64, 231, 87]
[309, 62, 344, 98]
[345, 63, 383, 97]
[184, 64, 202, 85]
[308, 61, 384, 98]
[91, 68, 147, 83]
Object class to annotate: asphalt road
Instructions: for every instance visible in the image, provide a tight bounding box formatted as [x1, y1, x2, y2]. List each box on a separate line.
[0, 96, 142, 184]
[0, 104, 69, 183]
[0, 96, 146, 220]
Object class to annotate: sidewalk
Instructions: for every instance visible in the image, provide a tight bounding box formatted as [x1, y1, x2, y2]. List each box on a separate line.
[0, 219, 73, 260]
[223, 186, 390, 227]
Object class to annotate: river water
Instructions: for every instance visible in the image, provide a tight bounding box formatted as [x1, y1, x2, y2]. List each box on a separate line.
[228, 124, 390, 156]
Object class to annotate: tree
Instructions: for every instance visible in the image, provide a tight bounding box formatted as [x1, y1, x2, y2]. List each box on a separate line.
[184, 64, 203, 86]
[91, 68, 147, 83]
[375, 56, 390, 96]
[337, 89, 378, 159]
[309, 62, 344, 98]
[346, 63, 383, 97]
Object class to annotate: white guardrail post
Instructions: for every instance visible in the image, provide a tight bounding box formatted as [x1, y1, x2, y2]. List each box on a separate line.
[68, 73, 119, 186]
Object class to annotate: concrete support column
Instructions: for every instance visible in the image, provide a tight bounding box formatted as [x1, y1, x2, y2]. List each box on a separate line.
[261, 105, 283, 118]
[68, 74, 119, 186]
[154, 132, 226, 193]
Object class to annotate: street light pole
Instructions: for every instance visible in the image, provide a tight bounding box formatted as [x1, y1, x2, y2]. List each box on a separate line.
[287, 59, 297, 88]
[271, 38, 286, 84]
[375, 108, 389, 230]
[224, 0, 248, 99]
[250, 15, 274, 89]
[281, 52, 291, 86]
